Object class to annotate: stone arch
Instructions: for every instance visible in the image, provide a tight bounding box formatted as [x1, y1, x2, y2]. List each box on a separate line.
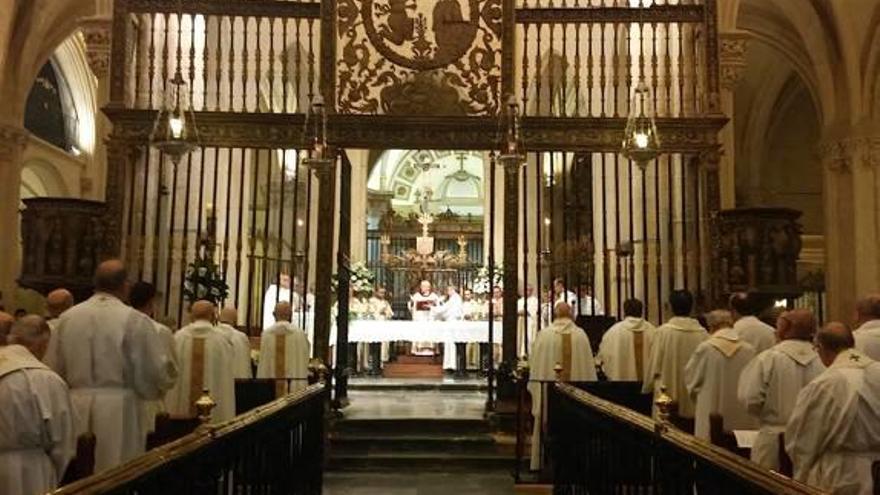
[20, 157, 70, 199]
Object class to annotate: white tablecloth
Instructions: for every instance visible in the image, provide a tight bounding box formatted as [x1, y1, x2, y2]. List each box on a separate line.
[344, 320, 504, 344]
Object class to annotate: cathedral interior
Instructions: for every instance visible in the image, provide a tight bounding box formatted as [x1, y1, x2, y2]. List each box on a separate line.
[1, 0, 879, 493]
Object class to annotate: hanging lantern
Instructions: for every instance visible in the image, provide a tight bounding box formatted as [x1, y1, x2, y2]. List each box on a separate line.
[500, 95, 524, 159]
[621, 78, 660, 169]
[302, 98, 333, 168]
[150, 68, 199, 164]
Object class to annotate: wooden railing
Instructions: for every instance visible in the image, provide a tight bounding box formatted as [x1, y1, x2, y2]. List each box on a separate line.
[52, 383, 326, 495]
[547, 383, 826, 494]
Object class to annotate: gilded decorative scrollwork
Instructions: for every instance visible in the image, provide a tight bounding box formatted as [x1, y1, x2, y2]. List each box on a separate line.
[337, 0, 502, 115]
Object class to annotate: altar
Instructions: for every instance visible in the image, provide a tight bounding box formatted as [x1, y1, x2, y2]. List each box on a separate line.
[346, 319, 503, 344]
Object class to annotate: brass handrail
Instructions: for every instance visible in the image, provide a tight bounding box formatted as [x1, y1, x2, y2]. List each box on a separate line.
[51, 383, 326, 495]
[554, 383, 828, 495]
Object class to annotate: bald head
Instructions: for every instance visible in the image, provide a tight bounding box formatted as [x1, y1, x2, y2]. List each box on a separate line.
[94, 259, 129, 298]
[8, 315, 51, 359]
[0, 311, 13, 345]
[46, 289, 74, 318]
[274, 301, 293, 323]
[855, 294, 880, 325]
[554, 302, 573, 320]
[219, 306, 238, 325]
[777, 308, 816, 342]
[190, 300, 216, 322]
[705, 309, 734, 333]
[815, 321, 854, 366]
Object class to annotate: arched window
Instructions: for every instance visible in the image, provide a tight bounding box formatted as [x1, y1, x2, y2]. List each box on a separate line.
[24, 59, 79, 153]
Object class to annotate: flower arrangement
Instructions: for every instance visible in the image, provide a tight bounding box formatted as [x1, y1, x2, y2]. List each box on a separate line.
[182, 253, 229, 306]
[473, 263, 503, 296]
[331, 261, 376, 296]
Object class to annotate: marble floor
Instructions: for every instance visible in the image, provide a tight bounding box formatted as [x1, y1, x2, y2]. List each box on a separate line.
[342, 388, 487, 419]
[323, 471, 514, 495]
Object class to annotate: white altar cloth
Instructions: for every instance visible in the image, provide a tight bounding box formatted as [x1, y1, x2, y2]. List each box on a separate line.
[343, 320, 503, 344]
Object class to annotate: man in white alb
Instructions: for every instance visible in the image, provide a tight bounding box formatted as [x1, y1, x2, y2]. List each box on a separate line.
[263, 273, 294, 331]
[786, 322, 880, 495]
[684, 310, 757, 441]
[167, 301, 236, 423]
[517, 284, 539, 357]
[737, 308, 825, 471]
[258, 302, 310, 395]
[0, 316, 76, 495]
[597, 298, 655, 382]
[368, 286, 394, 367]
[42, 288, 73, 370]
[433, 285, 464, 371]
[853, 294, 880, 361]
[528, 303, 596, 470]
[409, 280, 440, 355]
[51, 260, 177, 472]
[129, 282, 178, 438]
[730, 292, 776, 354]
[577, 284, 604, 316]
[218, 306, 254, 379]
[642, 290, 708, 426]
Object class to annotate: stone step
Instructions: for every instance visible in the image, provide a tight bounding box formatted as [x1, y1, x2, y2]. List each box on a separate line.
[326, 452, 515, 472]
[333, 417, 491, 436]
[330, 433, 499, 455]
[347, 380, 487, 392]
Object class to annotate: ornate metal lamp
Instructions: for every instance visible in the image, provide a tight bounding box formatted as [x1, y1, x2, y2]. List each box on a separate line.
[150, 5, 199, 164]
[621, 78, 661, 170]
[499, 96, 525, 162]
[302, 98, 333, 169]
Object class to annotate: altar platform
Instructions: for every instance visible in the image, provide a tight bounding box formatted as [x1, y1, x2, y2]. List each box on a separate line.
[344, 319, 504, 344]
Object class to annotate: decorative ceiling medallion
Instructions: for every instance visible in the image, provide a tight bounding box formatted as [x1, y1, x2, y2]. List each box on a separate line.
[362, 0, 481, 70]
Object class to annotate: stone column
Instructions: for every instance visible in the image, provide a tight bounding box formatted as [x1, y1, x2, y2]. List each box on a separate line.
[819, 137, 880, 320]
[308, 156, 337, 364]
[0, 124, 30, 309]
[718, 31, 748, 210]
[81, 17, 112, 200]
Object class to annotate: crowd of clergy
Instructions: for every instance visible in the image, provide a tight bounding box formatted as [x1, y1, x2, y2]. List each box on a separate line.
[0, 260, 311, 495]
[529, 289, 880, 495]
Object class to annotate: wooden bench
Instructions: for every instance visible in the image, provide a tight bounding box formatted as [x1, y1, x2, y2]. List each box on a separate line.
[577, 381, 652, 416]
[709, 413, 749, 458]
[146, 413, 201, 450]
[61, 433, 96, 484]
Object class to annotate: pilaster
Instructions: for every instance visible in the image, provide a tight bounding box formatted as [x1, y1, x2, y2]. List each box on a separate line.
[717, 31, 748, 210]
[0, 124, 30, 310]
[81, 16, 113, 201]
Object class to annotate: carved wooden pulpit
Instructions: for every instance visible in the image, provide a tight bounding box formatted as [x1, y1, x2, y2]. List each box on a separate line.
[717, 207, 803, 299]
[19, 198, 110, 301]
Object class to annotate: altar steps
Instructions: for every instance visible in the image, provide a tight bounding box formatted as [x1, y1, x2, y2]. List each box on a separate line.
[328, 418, 514, 472]
[382, 355, 443, 378]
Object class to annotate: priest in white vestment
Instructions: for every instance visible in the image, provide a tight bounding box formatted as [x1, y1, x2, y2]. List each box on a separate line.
[528, 303, 597, 470]
[409, 280, 441, 355]
[738, 308, 825, 471]
[369, 287, 394, 365]
[42, 288, 73, 370]
[219, 306, 254, 379]
[257, 302, 310, 395]
[597, 298, 655, 382]
[0, 316, 75, 495]
[129, 282, 179, 438]
[262, 273, 308, 331]
[167, 301, 236, 423]
[576, 284, 605, 316]
[730, 292, 777, 354]
[684, 310, 757, 441]
[517, 284, 539, 357]
[853, 294, 880, 361]
[51, 260, 177, 472]
[642, 290, 708, 422]
[432, 286, 464, 370]
[786, 323, 880, 495]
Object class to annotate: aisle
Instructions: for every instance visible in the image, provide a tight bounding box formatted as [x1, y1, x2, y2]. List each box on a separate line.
[324, 378, 515, 494]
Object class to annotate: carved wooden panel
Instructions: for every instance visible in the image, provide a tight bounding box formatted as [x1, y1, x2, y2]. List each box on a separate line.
[19, 198, 111, 301]
[336, 0, 503, 115]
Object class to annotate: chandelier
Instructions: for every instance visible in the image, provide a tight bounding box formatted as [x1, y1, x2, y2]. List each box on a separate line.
[621, 78, 661, 169]
[150, 4, 199, 164]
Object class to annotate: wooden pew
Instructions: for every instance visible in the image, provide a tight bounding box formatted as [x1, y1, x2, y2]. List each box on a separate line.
[778, 432, 793, 477]
[668, 401, 695, 434]
[577, 381, 652, 416]
[146, 413, 201, 450]
[235, 378, 278, 415]
[60, 433, 96, 485]
[709, 413, 749, 458]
